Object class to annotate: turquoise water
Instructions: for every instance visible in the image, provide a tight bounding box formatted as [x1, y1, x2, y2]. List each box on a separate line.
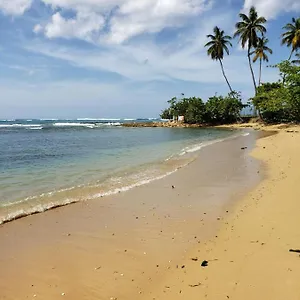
[0, 119, 238, 224]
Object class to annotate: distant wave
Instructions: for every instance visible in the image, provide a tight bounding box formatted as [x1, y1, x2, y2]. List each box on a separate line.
[0, 124, 42, 128]
[53, 122, 96, 129]
[77, 118, 121, 121]
[53, 122, 121, 128]
[0, 122, 122, 130]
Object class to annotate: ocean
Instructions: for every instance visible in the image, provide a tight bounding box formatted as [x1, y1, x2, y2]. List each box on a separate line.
[0, 118, 240, 224]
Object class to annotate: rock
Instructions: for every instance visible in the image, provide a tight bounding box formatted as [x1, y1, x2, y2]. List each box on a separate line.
[201, 260, 208, 267]
[172, 185, 175, 189]
[241, 147, 248, 150]
[191, 258, 198, 261]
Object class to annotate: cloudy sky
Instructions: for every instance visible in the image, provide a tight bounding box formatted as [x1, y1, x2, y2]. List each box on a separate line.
[0, 0, 299, 119]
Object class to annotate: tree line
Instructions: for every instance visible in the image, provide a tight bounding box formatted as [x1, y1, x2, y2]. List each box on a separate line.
[161, 7, 300, 124]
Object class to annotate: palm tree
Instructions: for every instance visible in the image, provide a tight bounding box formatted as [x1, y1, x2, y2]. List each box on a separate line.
[234, 6, 267, 93]
[251, 37, 273, 85]
[205, 26, 233, 93]
[282, 18, 300, 60]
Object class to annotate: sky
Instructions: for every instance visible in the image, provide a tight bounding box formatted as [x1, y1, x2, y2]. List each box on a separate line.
[0, 0, 299, 119]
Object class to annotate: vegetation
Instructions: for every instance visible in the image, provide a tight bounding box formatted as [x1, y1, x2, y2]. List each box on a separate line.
[252, 61, 300, 123]
[251, 37, 273, 86]
[161, 9, 300, 125]
[160, 92, 245, 125]
[281, 17, 300, 60]
[234, 6, 267, 92]
[205, 26, 233, 93]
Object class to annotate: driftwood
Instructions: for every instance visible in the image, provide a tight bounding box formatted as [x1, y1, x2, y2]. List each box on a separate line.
[289, 249, 300, 253]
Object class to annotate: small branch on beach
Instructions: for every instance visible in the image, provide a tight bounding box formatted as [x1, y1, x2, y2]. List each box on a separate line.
[289, 249, 300, 253]
[189, 283, 201, 287]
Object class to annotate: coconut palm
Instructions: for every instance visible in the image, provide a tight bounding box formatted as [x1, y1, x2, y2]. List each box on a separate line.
[205, 26, 233, 93]
[282, 17, 300, 60]
[234, 6, 267, 93]
[251, 37, 273, 85]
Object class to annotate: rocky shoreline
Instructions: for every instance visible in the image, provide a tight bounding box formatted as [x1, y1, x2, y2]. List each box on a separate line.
[122, 121, 204, 128]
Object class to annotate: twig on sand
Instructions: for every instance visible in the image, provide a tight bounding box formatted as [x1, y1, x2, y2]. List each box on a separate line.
[189, 283, 201, 287]
[289, 249, 300, 253]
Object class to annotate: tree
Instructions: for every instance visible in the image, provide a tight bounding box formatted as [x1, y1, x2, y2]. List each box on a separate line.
[251, 37, 273, 85]
[292, 52, 300, 64]
[205, 26, 233, 93]
[281, 17, 300, 60]
[252, 62, 300, 123]
[234, 6, 267, 93]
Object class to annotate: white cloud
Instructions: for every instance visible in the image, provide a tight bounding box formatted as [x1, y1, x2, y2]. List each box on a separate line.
[33, 0, 212, 43]
[0, 0, 32, 15]
[41, 11, 105, 40]
[243, 0, 300, 19]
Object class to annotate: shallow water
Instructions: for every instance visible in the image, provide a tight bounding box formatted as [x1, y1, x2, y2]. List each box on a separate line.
[0, 119, 239, 224]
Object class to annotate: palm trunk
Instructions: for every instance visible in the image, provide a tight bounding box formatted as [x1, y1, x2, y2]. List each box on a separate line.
[218, 58, 233, 93]
[247, 47, 257, 94]
[288, 49, 294, 61]
[259, 58, 262, 86]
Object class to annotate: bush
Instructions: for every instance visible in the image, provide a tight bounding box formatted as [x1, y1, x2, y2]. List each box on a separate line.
[252, 62, 300, 123]
[204, 91, 244, 124]
[161, 92, 244, 125]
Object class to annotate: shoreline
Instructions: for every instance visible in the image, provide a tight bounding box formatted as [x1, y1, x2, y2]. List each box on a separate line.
[0, 129, 265, 300]
[0, 128, 246, 226]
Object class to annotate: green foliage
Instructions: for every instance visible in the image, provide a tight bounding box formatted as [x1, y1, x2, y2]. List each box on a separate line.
[205, 26, 232, 60]
[161, 92, 244, 125]
[281, 17, 300, 54]
[252, 61, 300, 123]
[160, 108, 172, 119]
[184, 97, 206, 124]
[234, 6, 267, 49]
[205, 92, 245, 124]
[162, 97, 206, 124]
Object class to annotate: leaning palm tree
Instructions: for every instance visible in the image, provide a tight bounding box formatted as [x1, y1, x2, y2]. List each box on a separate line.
[234, 6, 267, 93]
[282, 17, 300, 60]
[251, 37, 273, 85]
[205, 26, 233, 93]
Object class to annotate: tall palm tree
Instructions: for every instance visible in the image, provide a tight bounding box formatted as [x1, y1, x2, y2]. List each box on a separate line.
[251, 37, 273, 85]
[282, 17, 300, 60]
[205, 26, 233, 93]
[234, 6, 267, 93]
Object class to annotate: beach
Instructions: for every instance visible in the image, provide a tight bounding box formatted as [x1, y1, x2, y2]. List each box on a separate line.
[1, 126, 300, 299]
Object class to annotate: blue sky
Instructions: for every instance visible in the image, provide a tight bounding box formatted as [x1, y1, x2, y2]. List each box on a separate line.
[0, 0, 299, 119]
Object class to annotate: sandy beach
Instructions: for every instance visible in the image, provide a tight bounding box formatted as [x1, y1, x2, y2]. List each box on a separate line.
[1, 126, 300, 299]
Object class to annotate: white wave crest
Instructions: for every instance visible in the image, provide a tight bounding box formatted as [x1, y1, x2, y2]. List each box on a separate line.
[0, 124, 42, 128]
[53, 122, 95, 128]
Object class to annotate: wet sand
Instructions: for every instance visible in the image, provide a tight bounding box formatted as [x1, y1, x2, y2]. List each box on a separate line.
[0, 130, 265, 300]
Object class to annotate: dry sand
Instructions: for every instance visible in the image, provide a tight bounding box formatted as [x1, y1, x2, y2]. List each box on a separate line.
[1, 126, 300, 300]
